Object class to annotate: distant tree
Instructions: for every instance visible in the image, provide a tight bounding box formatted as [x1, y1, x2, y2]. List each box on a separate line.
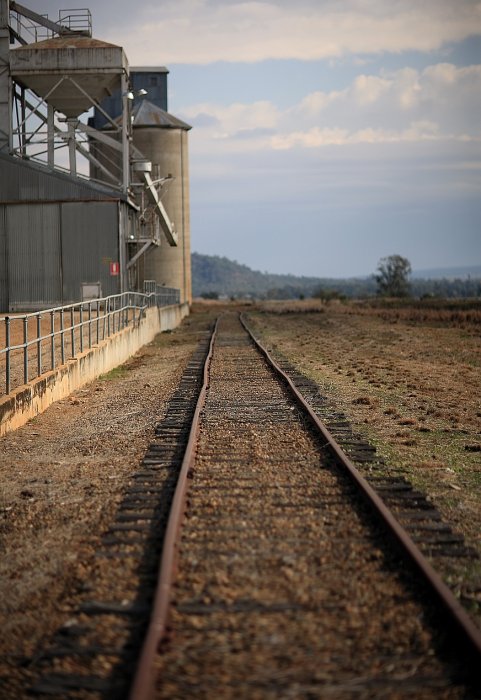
[375, 255, 412, 297]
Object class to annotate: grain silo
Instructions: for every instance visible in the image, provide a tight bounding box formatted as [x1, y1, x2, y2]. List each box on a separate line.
[131, 98, 192, 304]
[90, 68, 192, 305]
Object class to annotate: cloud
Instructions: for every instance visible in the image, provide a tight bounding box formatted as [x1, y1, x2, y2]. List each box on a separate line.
[352, 75, 392, 106]
[188, 112, 221, 128]
[182, 99, 280, 144]
[269, 122, 443, 150]
[99, 0, 481, 65]
[231, 127, 277, 140]
[181, 62, 481, 154]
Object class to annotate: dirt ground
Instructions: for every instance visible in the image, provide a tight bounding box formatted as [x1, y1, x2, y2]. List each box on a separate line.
[248, 300, 481, 619]
[0, 308, 216, 695]
[0, 300, 480, 696]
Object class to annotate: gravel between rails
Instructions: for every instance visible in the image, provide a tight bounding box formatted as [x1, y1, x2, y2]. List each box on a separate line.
[153, 313, 472, 699]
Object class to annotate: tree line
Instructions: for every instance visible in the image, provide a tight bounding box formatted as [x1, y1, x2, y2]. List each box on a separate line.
[192, 252, 481, 301]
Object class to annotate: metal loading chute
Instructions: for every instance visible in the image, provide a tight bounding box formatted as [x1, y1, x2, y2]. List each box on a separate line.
[142, 170, 178, 246]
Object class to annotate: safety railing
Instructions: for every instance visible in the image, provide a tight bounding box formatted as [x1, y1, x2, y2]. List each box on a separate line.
[58, 9, 93, 36]
[144, 281, 181, 308]
[0, 286, 180, 396]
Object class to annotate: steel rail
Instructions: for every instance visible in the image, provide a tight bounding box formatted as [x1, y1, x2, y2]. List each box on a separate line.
[128, 318, 219, 700]
[240, 312, 481, 680]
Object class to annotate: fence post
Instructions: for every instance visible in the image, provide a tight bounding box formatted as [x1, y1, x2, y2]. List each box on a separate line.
[87, 303, 91, 348]
[60, 308, 65, 365]
[96, 300, 100, 345]
[79, 304, 83, 353]
[102, 299, 107, 341]
[23, 316, 28, 385]
[5, 316, 10, 395]
[71, 307, 75, 358]
[37, 314, 42, 378]
[50, 311, 55, 370]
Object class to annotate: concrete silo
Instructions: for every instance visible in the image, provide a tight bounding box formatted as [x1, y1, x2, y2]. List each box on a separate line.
[131, 99, 192, 304]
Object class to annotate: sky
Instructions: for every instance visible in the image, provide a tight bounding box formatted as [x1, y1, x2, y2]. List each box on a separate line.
[41, 1, 481, 278]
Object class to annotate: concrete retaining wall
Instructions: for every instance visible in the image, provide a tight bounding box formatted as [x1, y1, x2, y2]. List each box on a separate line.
[0, 303, 189, 436]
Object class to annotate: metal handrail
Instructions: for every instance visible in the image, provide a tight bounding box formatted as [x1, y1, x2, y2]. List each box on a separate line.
[0, 287, 180, 396]
[58, 9, 92, 35]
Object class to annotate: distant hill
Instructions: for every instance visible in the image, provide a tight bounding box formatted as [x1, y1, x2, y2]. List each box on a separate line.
[191, 253, 375, 299]
[191, 252, 481, 300]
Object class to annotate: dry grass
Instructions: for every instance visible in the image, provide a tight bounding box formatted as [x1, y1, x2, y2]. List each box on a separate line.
[334, 298, 481, 328]
[257, 299, 327, 314]
[255, 297, 481, 326]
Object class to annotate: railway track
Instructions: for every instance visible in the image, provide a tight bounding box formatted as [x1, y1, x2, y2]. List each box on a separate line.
[27, 311, 481, 699]
[130, 312, 481, 699]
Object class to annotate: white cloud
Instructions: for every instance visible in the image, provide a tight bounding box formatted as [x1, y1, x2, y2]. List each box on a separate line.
[183, 62, 481, 154]
[297, 90, 344, 116]
[269, 121, 446, 150]
[392, 68, 422, 109]
[186, 100, 280, 144]
[100, 0, 481, 65]
[352, 75, 392, 106]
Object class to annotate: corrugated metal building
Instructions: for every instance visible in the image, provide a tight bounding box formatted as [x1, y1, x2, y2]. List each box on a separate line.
[0, 153, 135, 311]
[0, 6, 191, 311]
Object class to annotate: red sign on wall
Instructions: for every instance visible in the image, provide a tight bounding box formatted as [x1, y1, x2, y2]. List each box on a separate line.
[110, 262, 120, 276]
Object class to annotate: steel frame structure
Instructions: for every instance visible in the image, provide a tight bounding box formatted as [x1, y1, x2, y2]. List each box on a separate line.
[0, 1, 179, 298]
[0, 2, 133, 193]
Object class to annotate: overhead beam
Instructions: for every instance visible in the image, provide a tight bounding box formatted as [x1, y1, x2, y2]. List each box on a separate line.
[76, 119, 124, 153]
[8, 26, 26, 45]
[126, 241, 156, 270]
[74, 138, 119, 184]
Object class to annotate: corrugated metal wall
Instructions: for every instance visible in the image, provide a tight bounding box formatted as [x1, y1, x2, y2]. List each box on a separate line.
[0, 155, 127, 311]
[7, 204, 62, 307]
[0, 206, 7, 311]
[61, 201, 119, 302]
[0, 152, 120, 202]
[0, 201, 121, 311]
